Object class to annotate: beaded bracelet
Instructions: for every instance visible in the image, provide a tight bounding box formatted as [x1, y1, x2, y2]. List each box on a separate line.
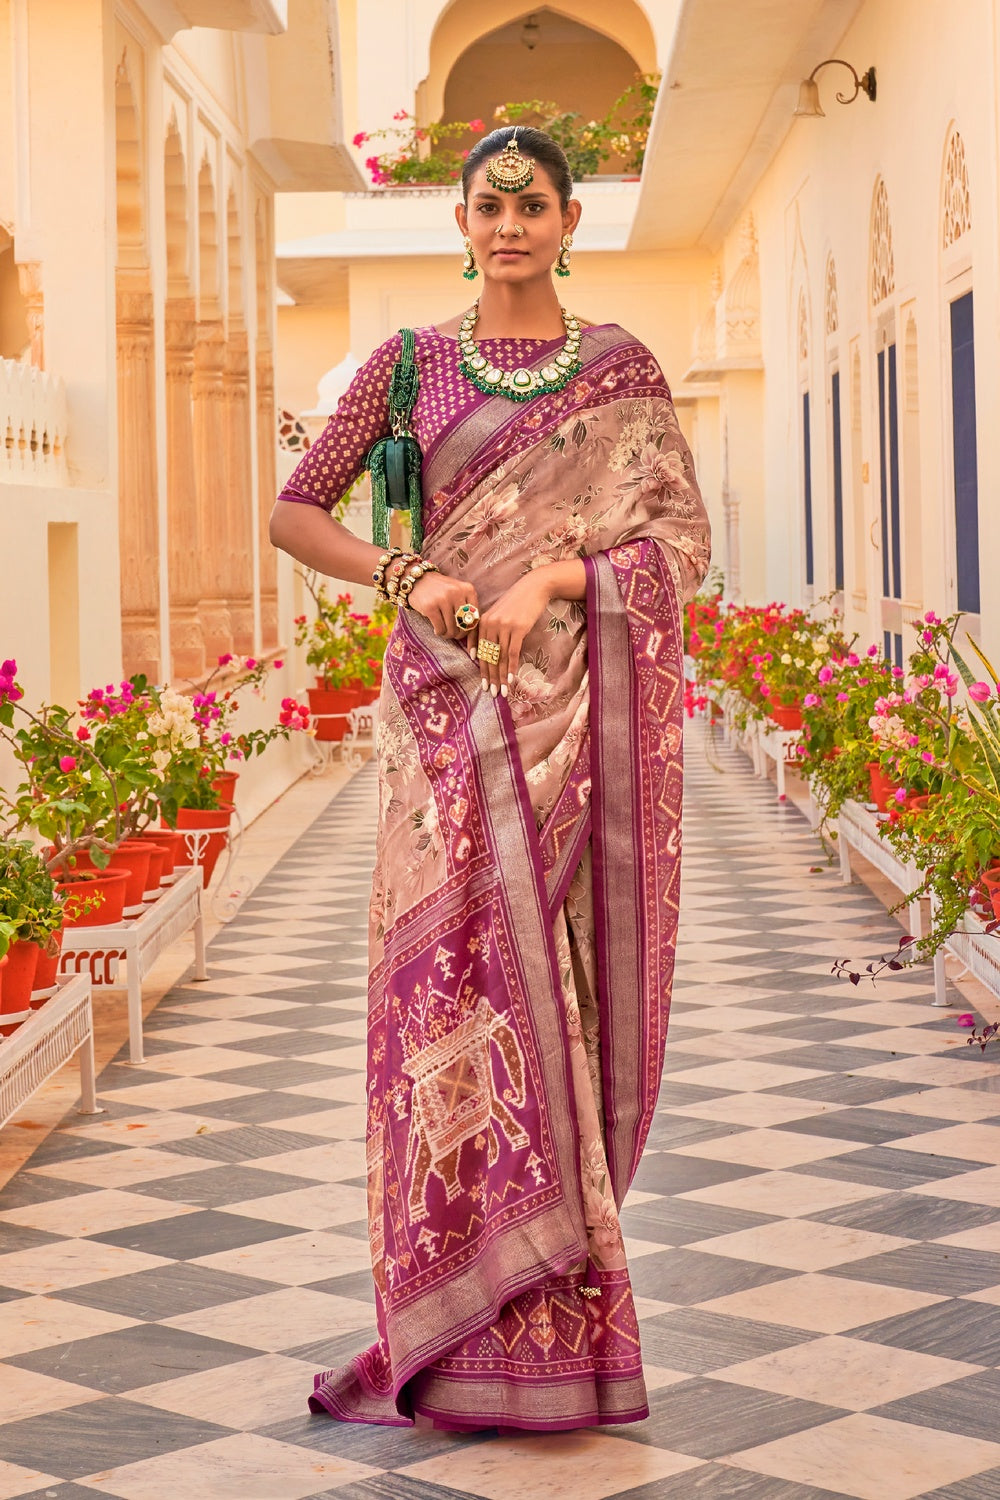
[396, 559, 439, 609]
[372, 547, 404, 602]
[384, 551, 419, 601]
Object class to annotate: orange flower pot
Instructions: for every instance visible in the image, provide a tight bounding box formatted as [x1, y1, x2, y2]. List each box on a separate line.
[31, 928, 64, 1003]
[67, 842, 152, 916]
[169, 804, 234, 885]
[56, 869, 130, 929]
[307, 686, 362, 742]
[1, 939, 38, 1014]
[769, 702, 803, 731]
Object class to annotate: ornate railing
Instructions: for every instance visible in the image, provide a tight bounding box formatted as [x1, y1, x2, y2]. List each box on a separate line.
[0, 357, 67, 484]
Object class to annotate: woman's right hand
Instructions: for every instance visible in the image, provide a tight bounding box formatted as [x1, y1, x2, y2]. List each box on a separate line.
[407, 570, 480, 647]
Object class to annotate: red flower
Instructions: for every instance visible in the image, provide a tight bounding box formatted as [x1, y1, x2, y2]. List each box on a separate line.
[58, 755, 77, 773]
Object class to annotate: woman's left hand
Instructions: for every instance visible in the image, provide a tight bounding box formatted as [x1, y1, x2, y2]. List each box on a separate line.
[468, 571, 554, 697]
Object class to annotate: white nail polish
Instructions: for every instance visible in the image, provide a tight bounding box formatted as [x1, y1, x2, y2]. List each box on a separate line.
[500, 684, 508, 698]
[491, 684, 498, 698]
[507, 672, 514, 684]
[481, 679, 489, 693]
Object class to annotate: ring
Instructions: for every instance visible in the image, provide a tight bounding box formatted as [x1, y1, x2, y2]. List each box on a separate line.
[477, 639, 502, 666]
[455, 602, 480, 632]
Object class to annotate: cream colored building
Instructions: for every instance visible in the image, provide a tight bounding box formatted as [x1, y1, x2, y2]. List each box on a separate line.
[1, 0, 991, 826]
[279, 0, 992, 666]
[0, 0, 361, 817]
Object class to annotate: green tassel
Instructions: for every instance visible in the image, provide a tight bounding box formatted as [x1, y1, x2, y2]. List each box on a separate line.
[369, 441, 390, 550]
[367, 328, 423, 552]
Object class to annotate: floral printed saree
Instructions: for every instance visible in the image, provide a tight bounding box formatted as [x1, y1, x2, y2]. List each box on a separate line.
[303, 323, 711, 1430]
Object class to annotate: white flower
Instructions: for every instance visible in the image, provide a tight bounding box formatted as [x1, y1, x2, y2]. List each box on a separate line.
[814, 638, 830, 654]
[780, 653, 792, 665]
[794, 657, 805, 668]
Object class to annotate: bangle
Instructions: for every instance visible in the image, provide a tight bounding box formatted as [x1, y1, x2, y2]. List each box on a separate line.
[385, 552, 419, 599]
[372, 547, 404, 600]
[396, 559, 439, 609]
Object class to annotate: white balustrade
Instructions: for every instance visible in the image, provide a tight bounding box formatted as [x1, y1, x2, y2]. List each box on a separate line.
[0, 357, 68, 484]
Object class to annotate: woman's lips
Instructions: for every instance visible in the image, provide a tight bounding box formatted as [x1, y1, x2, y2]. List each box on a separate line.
[492, 249, 528, 257]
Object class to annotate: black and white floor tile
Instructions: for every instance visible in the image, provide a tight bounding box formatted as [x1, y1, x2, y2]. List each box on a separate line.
[2, 728, 1000, 1498]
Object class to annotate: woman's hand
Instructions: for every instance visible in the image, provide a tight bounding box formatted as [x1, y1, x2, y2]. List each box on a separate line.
[406, 569, 481, 641]
[469, 571, 556, 697]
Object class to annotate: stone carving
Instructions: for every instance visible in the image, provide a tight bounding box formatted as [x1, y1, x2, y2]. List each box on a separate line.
[870, 177, 895, 307]
[193, 318, 233, 661]
[942, 128, 972, 248]
[825, 255, 839, 337]
[116, 279, 161, 681]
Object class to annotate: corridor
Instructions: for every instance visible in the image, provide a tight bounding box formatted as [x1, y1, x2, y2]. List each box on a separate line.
[2, 727, 1000, 1499]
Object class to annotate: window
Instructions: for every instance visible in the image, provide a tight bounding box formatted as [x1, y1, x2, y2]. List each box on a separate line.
[803, 391, 814, 588]
[831, 369, 844, 591]
[877, 339, 902, 665]
[950, 290, 979, 614]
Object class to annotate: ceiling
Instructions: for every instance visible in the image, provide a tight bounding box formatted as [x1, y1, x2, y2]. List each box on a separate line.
[629, 0, 865, 251]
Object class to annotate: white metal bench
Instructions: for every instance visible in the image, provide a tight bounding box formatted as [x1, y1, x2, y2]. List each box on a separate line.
[0, 974, 99, 1128]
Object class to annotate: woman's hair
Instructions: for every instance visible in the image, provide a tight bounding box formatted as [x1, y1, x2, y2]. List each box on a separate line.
[461, 126, 573, 210]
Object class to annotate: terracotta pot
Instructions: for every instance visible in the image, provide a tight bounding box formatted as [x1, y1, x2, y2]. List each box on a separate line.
[769, 701, 803, 731]
[0, 953, 6, 1008]
[865, 761, 901, 813]
[31, 927, 64, 1003]
[1, 939, 38, 1014]
[982, 869, 1000, 921]
[67, 842, 152, 916]
[134, 827, 184, 878]
[137, 841, 167, 897]
[307, 685, 362, 742]
[56, 869, 130, 929]
[211, 770, 240, 803]
[169, 804, 234, 885]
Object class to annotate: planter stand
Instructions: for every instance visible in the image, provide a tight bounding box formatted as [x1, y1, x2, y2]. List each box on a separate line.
[0, 973, 99, 1128]
[835, 797, 929, 947]
[179, 815, 248, 924]
[933, 903, 1000, 1010]
[307, 701, 380, 775]
[58, 867, 206, 1066]
[756, 721, 803, 803]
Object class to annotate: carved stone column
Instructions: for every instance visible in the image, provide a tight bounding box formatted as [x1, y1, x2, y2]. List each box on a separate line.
[165, 299, 204, 678]
[192, 319, 232, 661]
[222, 329, 255, 653]
[116, 277, 161, 680]
[255, 336, 279, 648]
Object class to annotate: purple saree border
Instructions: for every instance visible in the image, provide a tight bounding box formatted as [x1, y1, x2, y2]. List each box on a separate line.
[360, 611, 587, 1395]
[585, 553, 644, 1204]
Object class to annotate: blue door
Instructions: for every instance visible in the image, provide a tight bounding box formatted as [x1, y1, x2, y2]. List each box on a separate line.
[950, 291, 980, 613]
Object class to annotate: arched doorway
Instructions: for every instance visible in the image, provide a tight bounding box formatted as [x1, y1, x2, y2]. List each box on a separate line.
[442, 9, 644, 171]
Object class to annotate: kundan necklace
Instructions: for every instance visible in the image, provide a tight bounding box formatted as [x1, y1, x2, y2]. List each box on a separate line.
[457, 302, 583, 402]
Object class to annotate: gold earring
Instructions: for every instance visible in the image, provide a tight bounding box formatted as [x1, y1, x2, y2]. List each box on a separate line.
[462, 237, 478, 281]
[555, 234, 572, 278]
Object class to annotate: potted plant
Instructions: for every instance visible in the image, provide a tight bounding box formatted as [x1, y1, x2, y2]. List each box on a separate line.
[296, 586, 363, 741]
[0, 838, 66, 1020]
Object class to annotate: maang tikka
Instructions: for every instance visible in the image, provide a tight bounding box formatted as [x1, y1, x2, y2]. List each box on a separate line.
[485, 129, 535, 193]
[462, 237, 477, 281]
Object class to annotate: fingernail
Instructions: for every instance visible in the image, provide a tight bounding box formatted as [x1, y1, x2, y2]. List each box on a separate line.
[491, 684, 499, 698]
[481, 679, 489, 693]
[507, 672, 514, 684]
[500, 684, 508, 698]
[469, 646, 477, 660]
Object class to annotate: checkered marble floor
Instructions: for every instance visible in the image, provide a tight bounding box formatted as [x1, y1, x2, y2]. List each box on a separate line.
[2, 727, 1000, 1499]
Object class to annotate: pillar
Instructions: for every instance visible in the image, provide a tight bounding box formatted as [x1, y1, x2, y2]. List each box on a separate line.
[192, 317, 232, 662]
[256, 334, 279, 647]
[223, 328, 255, 653]
[165, 297, 204, 678]
[116, 278, 161, 680]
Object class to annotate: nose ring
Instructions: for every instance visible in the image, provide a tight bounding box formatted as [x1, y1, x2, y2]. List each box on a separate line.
[495, 224, 526, 237]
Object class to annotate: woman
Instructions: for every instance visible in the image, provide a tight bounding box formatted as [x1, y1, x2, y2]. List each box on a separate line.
[270, 126, 711, 1432]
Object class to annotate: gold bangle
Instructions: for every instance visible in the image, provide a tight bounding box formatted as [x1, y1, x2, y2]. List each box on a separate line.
[385, 552, 419, 598]
[372, 547, 403, 598]
[396, 559, 438, 608]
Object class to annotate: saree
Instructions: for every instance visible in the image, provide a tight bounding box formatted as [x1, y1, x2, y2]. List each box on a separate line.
[306, 324, 711, 1430]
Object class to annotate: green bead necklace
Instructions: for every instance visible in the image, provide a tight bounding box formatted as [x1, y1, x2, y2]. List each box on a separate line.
[457, 302, 583, 403]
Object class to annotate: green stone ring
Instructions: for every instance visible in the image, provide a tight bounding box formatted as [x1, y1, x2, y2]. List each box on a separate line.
[455, 602, 480, 632]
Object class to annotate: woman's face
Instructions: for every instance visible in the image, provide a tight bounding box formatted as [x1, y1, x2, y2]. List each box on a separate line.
[456, 161, 580, 285]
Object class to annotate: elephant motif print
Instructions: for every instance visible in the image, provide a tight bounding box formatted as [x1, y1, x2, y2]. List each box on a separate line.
[402, 995, 530, 1223]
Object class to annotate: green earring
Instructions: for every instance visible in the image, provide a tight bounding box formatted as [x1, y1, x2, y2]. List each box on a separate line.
[555, 234, 572, 278]
[462, 237, 478, 281]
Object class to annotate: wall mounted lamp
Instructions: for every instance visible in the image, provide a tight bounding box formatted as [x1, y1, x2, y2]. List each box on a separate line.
[521, 14, 540, 51]
[794, 59, 877, 117]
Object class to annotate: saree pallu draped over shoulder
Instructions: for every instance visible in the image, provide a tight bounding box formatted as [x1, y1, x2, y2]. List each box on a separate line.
[308, 325, 710, 1431]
